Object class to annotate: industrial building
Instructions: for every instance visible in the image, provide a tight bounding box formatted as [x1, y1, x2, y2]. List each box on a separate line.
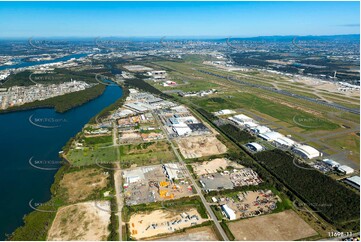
[251, 125, 270, 134]
[258, 131, 284, 141]
[322, 159, 340, 168]
[246, 142, 263, 152]
[214, 109, 236, 116]
[274, 136, 296, 148]
[228, 114, 255, 126]
[163, 163, 181, 180]
[292, 145, 322, 159]
[221, 204, 236, 220]
[344, 176, 360, 190]
[337, 165, 354, 175]
[147, 70, 167, 79]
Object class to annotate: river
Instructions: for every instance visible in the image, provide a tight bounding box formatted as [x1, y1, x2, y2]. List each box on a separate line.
[0, 84, 122, 239]
[0, 53, 88, 71]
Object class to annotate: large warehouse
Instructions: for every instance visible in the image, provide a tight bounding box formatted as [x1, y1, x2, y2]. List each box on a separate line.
[251, 125, 271, 134]
[292, 145, 322, 159]
[246, 142, 263, 152]
[258, 131, 284, 141]
[344, 176, 360, 190]
[221, 204, 237, 220]
[274, 137, 296, 148]
[228, 114, 255, 126]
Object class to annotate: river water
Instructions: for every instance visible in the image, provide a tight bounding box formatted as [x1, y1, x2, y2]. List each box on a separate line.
[0, 84, 122, 239]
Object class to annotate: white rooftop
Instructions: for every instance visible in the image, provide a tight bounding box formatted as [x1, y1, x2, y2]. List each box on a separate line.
[259, 131, 284, 141]
[293, 145, 320, 159]
[346, 176, 360, 186]
[247, 142, 263, 151]
[338, 165, 354, 174]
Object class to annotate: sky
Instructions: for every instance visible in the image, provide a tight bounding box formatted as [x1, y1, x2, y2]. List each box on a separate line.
[0, 1, 359, 38]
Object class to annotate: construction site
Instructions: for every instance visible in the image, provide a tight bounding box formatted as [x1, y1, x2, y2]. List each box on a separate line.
[122, 164, 194, 206]
[176, 135, 227, 159]
[213, 190, 280, 220]
[128, 208, 207, 240]
[191, 158, 244, 177]
[199, 168, 263, 192]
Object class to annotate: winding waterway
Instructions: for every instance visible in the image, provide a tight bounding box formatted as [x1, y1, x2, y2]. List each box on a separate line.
[0, 84, 122, 239]
[0, 53, 88, 71]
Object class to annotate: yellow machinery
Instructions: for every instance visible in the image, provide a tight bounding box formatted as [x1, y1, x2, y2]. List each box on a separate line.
[159, 181, 169, 187]
[159, 189, 174, 199]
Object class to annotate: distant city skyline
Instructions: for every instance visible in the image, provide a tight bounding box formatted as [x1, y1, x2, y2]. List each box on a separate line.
[0, 1, 359, 37]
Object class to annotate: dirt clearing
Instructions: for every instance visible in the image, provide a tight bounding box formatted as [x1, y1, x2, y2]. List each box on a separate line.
[227, 210, 317, 241]
[176, 136, 227, 159]
[149, 226, 218, 241]
[59, 168, 109, 203]
[47, 201, 111, 241]
[192, 158, 244, 176]
[128, 208, 207, 240]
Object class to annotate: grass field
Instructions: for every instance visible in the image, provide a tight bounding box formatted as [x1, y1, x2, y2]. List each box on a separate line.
[67, 146, 118, 166]
[119, 141, 176, 168]
[192, 92, 339, 131]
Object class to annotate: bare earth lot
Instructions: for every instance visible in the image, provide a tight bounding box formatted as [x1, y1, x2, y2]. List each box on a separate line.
[192, 158, 244, 176]
[128, 208, 207, 240]
[47, 201, 110, 241]
[149, 226, 218, 241]
[59, 168, 109, 203]
[227, 210, 317, 241]
[176, 136, 227, 159]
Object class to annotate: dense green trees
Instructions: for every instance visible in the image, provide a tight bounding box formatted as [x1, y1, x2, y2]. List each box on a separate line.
[255, 149, 360, 225]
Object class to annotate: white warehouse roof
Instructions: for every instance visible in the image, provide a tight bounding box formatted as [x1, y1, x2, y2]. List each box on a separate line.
[322, 159, 340, 168]
[233, 114, 254, 123]
[163, 163, 180, 180]
[244, 122, 258, 129]
[221, 204, 236, 220]
[246, 142, 263, 152]
[345, 176, 360, 187]
[293, 145, 321, 159]
[258, 131, 284, 141]
[338, 165, 354, 174]
[275, 137, 296, 147]
[252, 125, 271, 134]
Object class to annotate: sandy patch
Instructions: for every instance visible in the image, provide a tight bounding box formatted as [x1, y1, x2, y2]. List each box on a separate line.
[149, 226, 218, 241]
[227, 210, 317, 241]
[176, 136, 227, 159]
[47, 201, 111, 241]
[192, 158, 244, 176]
[128, 208, 207, 240]
[59, 168, 109, 203]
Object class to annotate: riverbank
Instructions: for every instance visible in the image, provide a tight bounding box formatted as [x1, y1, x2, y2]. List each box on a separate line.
[0, 84, 106, 114]
[7, 85, 128, 240]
